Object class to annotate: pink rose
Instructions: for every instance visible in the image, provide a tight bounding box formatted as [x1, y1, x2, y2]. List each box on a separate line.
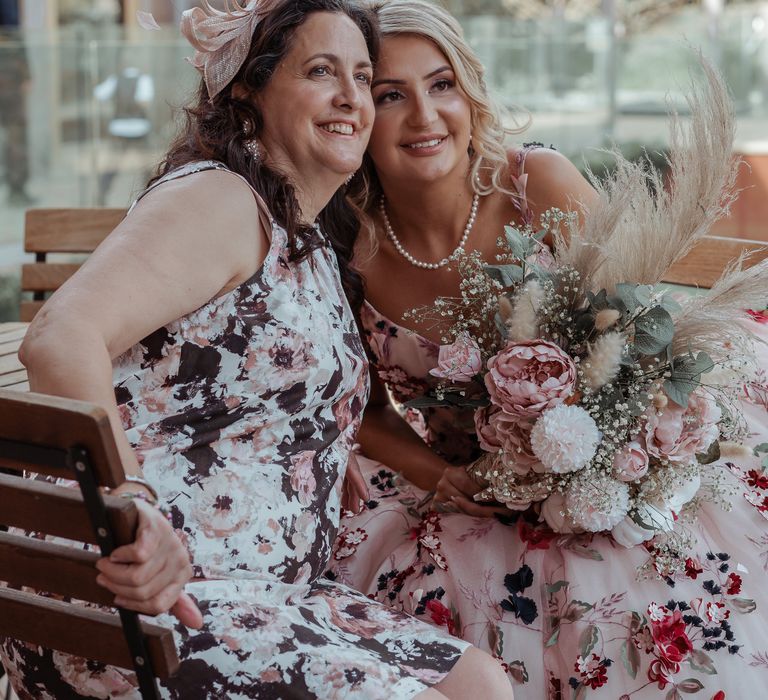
[430, 333, 482, 382]
[612, 441, 650, 482]
[474, 406, 539, 473]
[643, 389, 721, 463]
[484, 340, 576, 418]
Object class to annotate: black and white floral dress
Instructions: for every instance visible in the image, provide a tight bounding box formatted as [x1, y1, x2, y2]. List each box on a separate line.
[0, 161, 470, 699]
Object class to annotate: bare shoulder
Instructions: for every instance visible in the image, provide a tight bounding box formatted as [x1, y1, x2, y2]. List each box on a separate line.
[131, 168, 264, 240]
[519, 148, 597, 216]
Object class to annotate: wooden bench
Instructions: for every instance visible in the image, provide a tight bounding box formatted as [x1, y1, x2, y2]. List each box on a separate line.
[0, 390, 180, 699]
[21, 208, 126, 322]
[663, 235, 768, 289]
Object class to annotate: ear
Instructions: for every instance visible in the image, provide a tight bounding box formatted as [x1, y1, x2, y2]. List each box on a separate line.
[231, 82, 252, 103]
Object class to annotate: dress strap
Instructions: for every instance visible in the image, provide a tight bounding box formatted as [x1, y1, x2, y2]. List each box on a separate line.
[129, 160, 274, 238]
[510, 142, 554, 227]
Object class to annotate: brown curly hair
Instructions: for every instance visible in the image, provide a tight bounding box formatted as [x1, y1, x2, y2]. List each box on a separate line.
[150, 0, 379, 317]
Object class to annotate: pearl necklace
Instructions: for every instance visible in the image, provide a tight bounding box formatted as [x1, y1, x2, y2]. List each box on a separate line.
[379, 192, 480, 270]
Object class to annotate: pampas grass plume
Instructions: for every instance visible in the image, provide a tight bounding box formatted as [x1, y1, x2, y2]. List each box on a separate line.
[718, 441, 753, 459]
[594, 308, 621, 332]
[582, 331, 625, 391]
[498, 294, 515, 323]
[506, 280, 544, 341]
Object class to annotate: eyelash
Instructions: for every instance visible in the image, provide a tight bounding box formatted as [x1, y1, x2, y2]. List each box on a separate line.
[310, 66, 372, 86]
[375, 78, 455, 104]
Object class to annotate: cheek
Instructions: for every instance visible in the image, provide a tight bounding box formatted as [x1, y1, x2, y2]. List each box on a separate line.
[367, 118, 396, 164]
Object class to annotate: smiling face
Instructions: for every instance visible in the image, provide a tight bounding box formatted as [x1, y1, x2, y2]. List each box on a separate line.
[255, 11, 374, 192]
[367, 34, 473, 188]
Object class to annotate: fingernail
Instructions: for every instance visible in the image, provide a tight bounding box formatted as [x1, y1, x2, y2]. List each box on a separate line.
[95, 575, 105, 587]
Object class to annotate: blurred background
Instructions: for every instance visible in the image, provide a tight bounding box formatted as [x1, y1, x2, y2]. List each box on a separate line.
[0, 0, 767, 321]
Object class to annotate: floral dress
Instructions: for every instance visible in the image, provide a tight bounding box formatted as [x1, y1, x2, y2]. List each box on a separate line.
[0, 161, 470, 700]
[326, 149, 768, 698]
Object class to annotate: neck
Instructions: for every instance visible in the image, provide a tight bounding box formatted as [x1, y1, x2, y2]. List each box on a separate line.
[378, 171, 476, 250]
[268, 159, 344, 225]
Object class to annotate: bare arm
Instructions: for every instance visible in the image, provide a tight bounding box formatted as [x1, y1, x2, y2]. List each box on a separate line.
[19, 170, 267, 626]
[357, 371, 449, 491]
[20, 170, 266, 481]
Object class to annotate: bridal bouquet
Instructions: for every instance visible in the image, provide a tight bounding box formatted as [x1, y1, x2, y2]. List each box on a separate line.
[406, 61, 768, 573]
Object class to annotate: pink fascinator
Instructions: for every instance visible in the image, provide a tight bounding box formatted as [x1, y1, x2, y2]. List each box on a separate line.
[180, 0, 280, 100]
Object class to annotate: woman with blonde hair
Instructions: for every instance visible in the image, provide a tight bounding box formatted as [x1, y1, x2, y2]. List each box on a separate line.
[329, 0, 768, 697]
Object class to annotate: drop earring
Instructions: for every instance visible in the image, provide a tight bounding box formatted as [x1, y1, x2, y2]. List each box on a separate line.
[242, 121, 262, 161]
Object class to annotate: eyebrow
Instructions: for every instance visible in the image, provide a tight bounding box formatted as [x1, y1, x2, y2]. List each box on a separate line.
[371, 64, 452, 89]
[303, 52, 373, 70]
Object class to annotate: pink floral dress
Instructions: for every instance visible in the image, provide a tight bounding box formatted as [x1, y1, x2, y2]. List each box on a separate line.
[326, 148, 768, 698]
[0, 162, 470, 699]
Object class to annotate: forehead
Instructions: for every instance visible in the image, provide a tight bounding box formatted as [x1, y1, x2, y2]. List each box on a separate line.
[285, 11, 369, 61]
[376, 34, 450, 74]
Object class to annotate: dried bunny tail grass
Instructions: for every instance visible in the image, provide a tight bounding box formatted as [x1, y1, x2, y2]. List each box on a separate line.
[580, 57, 739, 294]
[506, 279, 544, 341]
[581, 331, 626, 392]
[671, 255, 768, 360]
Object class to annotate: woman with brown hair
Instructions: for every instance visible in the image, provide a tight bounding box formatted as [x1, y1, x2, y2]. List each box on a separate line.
[0, 1, 512, 697]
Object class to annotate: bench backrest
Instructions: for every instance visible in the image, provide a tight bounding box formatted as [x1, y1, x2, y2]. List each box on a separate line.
[661, 235, 768, 289]
[21, 208, 126, 321]
[0, 389, 179, 699]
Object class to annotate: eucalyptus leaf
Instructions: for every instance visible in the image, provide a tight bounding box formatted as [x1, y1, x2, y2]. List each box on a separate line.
[484, 263, 523, 288]
[634, 306, 675, 355]
[663, 378, 694, 408]
[587, 289, 611, 311]
[634, 284, 654, 306]
[615, 283, 641, 313]
[504, 226, 536, 261]
[661, 294, 683, 313]
[696, 440, 721, 465]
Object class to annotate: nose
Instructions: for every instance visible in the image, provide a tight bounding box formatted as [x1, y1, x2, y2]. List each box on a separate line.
[407, 92, 437, 128]
[333, 72, 363, 112]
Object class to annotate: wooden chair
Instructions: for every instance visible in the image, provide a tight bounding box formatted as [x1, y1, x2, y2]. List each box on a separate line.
[0, 390, 179, 699]
[21, 208, 126, 322]
[662, 235, 768, 289]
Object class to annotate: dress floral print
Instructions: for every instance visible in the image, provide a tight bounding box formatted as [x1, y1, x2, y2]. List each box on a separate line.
[326, 148, 768, 698]
[0, 162, 469, 699]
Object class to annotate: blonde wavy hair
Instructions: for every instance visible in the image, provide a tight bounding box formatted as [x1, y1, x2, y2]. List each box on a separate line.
[350, 0, 530, 225]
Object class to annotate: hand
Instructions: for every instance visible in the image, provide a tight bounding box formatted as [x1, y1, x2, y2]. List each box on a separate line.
[95, 499, 203, 629]
[342, 453, 368, 515]
[432, 465, 510, 518]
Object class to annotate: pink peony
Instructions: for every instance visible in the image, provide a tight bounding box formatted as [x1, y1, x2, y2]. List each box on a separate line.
[612, 441, 650, 482]
[474, 405, 503, 452]
[475, 406, 539, 473]
[643, 389, 721, 464]
[484, 340, 577, 418]
[430, 332, 482, 382]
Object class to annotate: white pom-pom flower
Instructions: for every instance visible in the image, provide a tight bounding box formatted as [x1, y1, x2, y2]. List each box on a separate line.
[530, 404, 600, 474]
[565, 472, 630, 532]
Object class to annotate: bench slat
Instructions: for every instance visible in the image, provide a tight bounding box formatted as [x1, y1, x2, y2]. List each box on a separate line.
[0, 390, 125, 487]
[0, 531, 114, 606]
[0, 588, 179, 678]
[24, 209, 125, 254]
[0, 473, 138, 545]
[663, 236, 768, 289]
[22, 263, 80, 292]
